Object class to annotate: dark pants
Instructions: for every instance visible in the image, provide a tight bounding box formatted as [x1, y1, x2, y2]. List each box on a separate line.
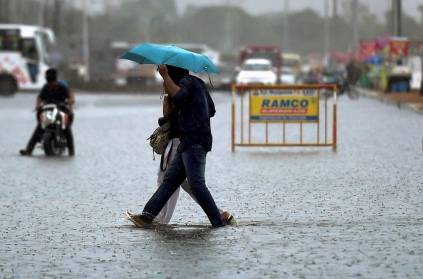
[27, 63, 39, 83]
[24, 110, 74, 155]
[142, 144, 224, 227]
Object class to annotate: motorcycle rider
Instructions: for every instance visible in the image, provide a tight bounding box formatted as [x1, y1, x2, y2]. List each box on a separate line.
[19, 68, 75, 156]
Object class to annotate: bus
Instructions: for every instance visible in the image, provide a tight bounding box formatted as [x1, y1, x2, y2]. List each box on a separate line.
[0, 24, 55, 95]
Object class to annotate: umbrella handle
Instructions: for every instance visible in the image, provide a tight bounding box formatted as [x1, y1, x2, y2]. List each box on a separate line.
[208, 73, 214, 90]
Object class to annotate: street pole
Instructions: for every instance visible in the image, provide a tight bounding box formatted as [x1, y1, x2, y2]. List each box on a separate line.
[224, 0, 244, 53]
[332, 0, 338, 18]
[351, 0, 358, 50]
[324, 0, 330, 55]
[224, 0, 231, 53]
[53, 0, 62, 37]
[82, 0, 90, 82]
[283, 0, 290, 52]
[392, 0, 396, 36]
[0, 0, 8, 21]
[392, 0, 402, 36]
[38, 0, 45, 26]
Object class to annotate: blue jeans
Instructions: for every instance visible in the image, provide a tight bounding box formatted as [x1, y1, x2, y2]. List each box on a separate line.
[142, 144, 224, 227]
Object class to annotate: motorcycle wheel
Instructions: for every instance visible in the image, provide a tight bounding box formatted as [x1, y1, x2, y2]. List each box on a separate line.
[0, 75, 17, 96]
[43, 132, 64, 156]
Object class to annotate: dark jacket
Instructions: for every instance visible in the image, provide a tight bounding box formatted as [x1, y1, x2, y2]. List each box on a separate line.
[172, 75, 216, 152]
[158, 97, 180, 139]
[39, 83, 70, 106]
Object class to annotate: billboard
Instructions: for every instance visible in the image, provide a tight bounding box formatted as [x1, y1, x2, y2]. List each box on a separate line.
[389, 37, 410, 59]
[250, 90, 319, 122]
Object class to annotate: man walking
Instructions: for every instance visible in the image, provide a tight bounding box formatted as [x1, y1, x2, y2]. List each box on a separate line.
[127, 64, 227, 228]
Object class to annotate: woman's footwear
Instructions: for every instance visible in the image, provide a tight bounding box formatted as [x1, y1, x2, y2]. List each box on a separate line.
[19, 149, 31, 156]
[221, 211, 237, 226]
[125, 210, 151, 228]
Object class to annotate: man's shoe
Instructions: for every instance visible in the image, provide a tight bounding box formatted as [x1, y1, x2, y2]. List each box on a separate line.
[125, 210, 152, 228]
[222, 211, 237, 226]
[19, 149, 31, 156]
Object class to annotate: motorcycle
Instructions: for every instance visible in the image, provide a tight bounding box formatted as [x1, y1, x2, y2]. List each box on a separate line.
[322, 71, 350, 95]
[38, 103, 71, 156]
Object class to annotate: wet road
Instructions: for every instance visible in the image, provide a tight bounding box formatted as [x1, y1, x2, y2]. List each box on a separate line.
[1, 92, 423, 278]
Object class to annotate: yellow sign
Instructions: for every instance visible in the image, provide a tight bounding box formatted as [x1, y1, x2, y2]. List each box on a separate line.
[250, 92, 319, 122]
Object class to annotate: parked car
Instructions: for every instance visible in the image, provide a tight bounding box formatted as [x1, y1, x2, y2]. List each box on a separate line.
[236, 58, 277, 85]
[408, 55, 422, 91]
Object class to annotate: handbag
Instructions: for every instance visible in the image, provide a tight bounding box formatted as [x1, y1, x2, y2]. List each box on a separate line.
[147, 121, 171, 155]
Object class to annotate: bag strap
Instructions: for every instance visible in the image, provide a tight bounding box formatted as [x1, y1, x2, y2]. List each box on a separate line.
[160, 139, 174, 171]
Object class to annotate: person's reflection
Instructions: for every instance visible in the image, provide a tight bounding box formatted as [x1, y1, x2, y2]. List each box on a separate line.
[154, 226, 213, 244]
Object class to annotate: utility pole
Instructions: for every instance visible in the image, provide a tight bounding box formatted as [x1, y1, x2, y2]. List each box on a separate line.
[0, 0, 10, 22]
[283, 0, 290, 52]
[53, 0, 62, 37]
[324, 0, 330, 54]
[351, 0, 358, 50]
[392, 0, 402, 36]
[82, 0, 90, 82]
[37, 0, 45, 26]
[224, 0, 231, 53]
[397, 0, 402, 36]
[332, 0, 338, 18]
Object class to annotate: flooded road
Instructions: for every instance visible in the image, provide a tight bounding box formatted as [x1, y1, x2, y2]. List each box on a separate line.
[1, 92, 423, 278]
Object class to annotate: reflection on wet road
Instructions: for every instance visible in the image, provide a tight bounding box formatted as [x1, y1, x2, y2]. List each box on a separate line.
[1, 92, 422, 278]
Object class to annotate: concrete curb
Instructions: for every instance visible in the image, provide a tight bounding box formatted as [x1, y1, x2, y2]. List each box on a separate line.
[356, 88, 423, 115]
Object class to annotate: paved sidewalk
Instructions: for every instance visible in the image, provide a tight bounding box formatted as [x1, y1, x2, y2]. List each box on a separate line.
[357, 88, 423, 114]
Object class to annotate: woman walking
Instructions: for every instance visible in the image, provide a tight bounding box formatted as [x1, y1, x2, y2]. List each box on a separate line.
[127, 65, 235, 226]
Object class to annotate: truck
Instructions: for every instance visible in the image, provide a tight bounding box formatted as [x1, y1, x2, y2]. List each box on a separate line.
[0, 24, 55, 95]
[239, 45, 282, 83]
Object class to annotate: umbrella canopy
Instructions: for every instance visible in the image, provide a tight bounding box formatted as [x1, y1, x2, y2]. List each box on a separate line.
[366, 55, 383, 65]
[120, 43, 220, 74]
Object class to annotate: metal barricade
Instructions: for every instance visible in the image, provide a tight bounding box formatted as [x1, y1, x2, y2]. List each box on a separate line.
[231, 84, 337, 152]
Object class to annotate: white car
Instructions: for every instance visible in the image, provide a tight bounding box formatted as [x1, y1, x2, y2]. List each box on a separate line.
[408, 56, 422, 90]
[236, 59, 277, 85]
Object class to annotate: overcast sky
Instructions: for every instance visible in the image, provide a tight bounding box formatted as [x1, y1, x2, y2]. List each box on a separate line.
[175, 0, 422, 20]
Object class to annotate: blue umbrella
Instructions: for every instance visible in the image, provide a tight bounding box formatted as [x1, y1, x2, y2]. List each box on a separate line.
[120, 43, 220, 74]
[366, 55, 383, 65]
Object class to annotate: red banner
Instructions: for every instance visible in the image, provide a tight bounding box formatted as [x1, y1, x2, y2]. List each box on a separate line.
[389, 37, 409, 59]
[359, 41, 376, 61]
